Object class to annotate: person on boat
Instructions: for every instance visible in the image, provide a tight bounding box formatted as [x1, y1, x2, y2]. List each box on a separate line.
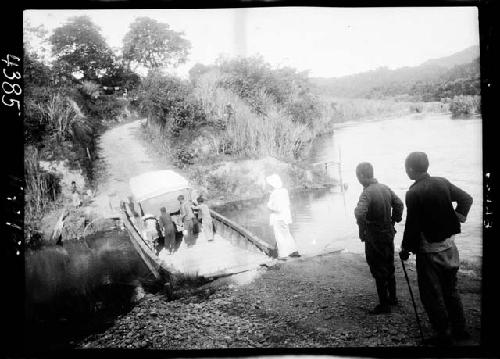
[133, 210, 144, 235]
[190, 194, 200, 235]
[354, 162, 404, 314]
[399, 152, 473, 345]
[194, 197, 214, 241]
[139, 214, 158, 250]
[177, 194, 196, 238]
[159, 207, 176, 253]
[266, 174, 300, 259]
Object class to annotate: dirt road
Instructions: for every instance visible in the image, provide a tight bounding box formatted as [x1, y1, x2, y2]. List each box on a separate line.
[90, 119, 168, 217]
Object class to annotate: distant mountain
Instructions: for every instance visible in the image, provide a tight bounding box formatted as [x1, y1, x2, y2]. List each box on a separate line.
[311, 45, 480, 100]
[420, 45, 479, 69]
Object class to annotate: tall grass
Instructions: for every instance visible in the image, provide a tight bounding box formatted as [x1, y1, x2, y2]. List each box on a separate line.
[33, 94, 91, 147]
[320, 96, 450, 123]
[24, 93, 93, 242]
[320, 97, 410, 123]
[24, 146, 61, 231]
[193, 71, 313, 160]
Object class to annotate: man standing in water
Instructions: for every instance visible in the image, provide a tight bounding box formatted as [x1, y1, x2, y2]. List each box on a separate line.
[355, 162, 404, 314]
[399, 152, 473, 346]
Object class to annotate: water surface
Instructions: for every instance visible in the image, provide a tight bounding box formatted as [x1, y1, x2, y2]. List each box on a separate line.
[219, 114, 483, 263]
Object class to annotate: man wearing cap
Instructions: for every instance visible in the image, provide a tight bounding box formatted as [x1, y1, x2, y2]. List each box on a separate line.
[355, 162, 404, 314]
[399, 152, 473, 346]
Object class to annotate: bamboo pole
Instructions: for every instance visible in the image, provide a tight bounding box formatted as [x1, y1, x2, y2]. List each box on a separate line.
[339, 147, 347, 216]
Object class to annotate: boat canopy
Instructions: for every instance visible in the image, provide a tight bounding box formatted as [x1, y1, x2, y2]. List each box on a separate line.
[129, 170, 190, 203]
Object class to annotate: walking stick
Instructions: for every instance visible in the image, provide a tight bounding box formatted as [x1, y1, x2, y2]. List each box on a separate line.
[401, 258, 425, 342]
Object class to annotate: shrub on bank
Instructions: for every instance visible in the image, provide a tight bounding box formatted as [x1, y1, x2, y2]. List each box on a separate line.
[135, 72, 206, 137]
[321, 97, 410, 123]
[216, 56, 323, 126]
[449, 95, 481, 118]
[192, 70, 313, 161]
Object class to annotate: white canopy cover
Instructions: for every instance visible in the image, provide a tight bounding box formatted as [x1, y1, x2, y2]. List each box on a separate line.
[129, 170, 190, 203]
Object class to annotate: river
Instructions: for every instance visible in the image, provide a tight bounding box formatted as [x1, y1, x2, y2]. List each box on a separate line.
[218, 113, 483, 264]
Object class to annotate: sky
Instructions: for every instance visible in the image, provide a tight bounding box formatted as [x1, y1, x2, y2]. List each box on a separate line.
[24, 7, 480, 79]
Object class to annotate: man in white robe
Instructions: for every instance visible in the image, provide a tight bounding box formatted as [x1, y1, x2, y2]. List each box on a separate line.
[266, 174, 300, 259]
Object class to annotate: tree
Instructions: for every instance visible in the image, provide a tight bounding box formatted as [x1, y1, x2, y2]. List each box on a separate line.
[49, 16, 115, 81]
[23, 20, 51, 65]
[122, 17, 190, 73]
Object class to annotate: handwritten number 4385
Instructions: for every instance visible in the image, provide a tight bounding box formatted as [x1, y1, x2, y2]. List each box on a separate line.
[2, 54, 21, 114]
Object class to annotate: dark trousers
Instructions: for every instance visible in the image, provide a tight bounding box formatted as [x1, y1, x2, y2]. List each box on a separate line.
[416, 245, 466, 337]
[365, 238, 396, 305]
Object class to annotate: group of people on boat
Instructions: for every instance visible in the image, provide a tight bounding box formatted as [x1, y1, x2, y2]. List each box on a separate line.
[125, 172, 301, 260]
[130, 193, 215, 255]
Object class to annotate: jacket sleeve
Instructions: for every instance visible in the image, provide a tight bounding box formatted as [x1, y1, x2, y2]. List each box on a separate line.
[446, 179, 473, 219]
[354, 191, 369, 226]
[354, 191, 369, 241]
[389, 187, 404, 223]
[402, 190, 420, 253]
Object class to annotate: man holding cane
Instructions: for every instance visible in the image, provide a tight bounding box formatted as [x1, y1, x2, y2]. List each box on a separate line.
[399, 152, 473, 346]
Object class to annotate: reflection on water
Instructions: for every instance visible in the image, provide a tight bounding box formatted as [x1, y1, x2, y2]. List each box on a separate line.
[220, 114, 483, 263]
[25, 229, 150, 322]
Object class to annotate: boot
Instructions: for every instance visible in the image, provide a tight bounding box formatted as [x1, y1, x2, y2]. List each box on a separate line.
[422, 333, 453, 346]
[388, 276, 398, 305]
[370, 279, 391, 314]
[369, 303, 391, 314]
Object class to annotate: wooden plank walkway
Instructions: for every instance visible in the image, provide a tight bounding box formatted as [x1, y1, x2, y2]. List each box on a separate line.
[158, 230, 274, 278]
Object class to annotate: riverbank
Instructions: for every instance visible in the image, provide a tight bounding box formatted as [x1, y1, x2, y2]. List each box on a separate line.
[72, 250, 480, 350]
[24, 114, 482, 353]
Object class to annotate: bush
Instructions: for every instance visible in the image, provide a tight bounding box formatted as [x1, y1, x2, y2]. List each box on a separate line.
[136, 73, 206, 136]
[449, 95, 481, 118]
[174, 148, 196, 167]
[216, 56, 323, 125]
[193, 70, 313, 161]
[319, 97, 411, 123]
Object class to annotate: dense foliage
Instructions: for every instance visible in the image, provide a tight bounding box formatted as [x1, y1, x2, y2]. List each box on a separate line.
[24, 17, 132, 230]
[49, 16, 115, 81]
[215, 56, 323, 125]
[135, 72, 206, 137]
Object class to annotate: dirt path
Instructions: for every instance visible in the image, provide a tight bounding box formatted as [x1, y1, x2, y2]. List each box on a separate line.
[89, 119, 170, 217]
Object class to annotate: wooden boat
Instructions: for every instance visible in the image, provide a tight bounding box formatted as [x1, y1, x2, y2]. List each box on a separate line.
[120, 170, 276, 282]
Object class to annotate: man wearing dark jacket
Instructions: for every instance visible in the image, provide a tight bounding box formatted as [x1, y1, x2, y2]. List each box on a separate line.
[355, 162, 404, 314]
[399, 152, 473, 346]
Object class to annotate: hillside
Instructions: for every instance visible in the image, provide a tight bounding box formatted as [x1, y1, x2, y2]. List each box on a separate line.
[312, 45, 480, 100]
